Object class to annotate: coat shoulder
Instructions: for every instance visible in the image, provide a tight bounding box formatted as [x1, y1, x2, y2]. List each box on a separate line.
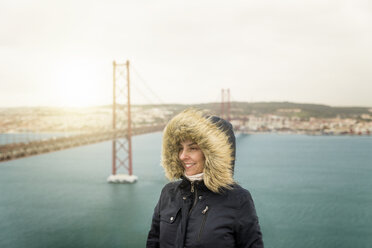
[163, 180, 182, 190]
[160, 180, 182, 196]
[228, 184, 255, 208]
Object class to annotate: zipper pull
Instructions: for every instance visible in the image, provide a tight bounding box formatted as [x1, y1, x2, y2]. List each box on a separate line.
[191, 182, 194, 193]
[202, 206, 209, 214]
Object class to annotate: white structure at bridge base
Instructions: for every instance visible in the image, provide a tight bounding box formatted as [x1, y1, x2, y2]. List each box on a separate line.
[107, 174, 138, 184]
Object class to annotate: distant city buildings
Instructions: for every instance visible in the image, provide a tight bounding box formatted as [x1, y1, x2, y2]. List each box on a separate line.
[232, 114, 372, 135]
[0, 105, 371, 136]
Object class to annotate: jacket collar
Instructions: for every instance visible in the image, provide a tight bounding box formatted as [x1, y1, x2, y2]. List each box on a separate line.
[178, 176, 210, 193]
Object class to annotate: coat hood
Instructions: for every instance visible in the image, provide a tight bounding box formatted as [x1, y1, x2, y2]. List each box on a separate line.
[161, 109, 236, 193]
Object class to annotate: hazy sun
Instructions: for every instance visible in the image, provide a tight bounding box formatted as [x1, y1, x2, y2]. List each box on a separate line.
[51, 58, 109, 107]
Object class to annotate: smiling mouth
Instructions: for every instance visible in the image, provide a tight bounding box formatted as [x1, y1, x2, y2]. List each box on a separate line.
[185, 163, 195, 168]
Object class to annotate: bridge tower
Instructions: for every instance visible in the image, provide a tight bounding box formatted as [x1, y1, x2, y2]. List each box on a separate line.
[107, 60, 137, 183]
[221, 88, 231, 121]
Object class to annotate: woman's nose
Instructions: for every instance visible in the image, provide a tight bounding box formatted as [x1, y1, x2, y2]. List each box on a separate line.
[179, 149, 188, 160]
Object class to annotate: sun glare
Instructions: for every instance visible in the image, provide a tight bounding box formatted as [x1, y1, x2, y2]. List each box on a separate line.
[51, 59, 108, 107]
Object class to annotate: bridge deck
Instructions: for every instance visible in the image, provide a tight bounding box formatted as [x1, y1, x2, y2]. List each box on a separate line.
[0, 125, 165, 162]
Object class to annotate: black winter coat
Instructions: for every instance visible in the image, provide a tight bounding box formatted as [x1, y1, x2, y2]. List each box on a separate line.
[147, 178, 263, 248]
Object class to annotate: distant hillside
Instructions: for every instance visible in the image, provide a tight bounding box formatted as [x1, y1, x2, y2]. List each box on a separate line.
[4, 102, 369, 121]
[193, 102, 372, 120]
[130, 101, 372, 120]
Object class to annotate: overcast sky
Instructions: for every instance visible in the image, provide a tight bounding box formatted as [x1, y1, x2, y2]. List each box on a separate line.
[1, 0, 371, 107]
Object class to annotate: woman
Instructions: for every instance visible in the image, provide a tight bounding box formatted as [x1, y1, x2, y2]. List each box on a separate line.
[147, 109, 263, 248]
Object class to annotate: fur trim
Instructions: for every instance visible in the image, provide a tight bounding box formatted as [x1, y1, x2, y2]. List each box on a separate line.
[161, 109, 234, 193]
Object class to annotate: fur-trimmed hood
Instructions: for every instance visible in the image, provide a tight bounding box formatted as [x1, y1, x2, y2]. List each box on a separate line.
[161, 109, 236, 193]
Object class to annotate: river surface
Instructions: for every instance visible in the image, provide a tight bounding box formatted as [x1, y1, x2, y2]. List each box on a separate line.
[1, 133, 371, 248]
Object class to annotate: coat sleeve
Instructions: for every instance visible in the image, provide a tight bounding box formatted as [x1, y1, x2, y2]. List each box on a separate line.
[146, 193, 162, 248]
[234, 192, 264, 248]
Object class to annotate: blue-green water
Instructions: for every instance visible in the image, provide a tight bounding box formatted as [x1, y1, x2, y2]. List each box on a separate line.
[1, 133, 371, 248]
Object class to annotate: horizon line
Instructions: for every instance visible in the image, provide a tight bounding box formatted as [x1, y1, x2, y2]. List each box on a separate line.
[0, 100, 372, 109]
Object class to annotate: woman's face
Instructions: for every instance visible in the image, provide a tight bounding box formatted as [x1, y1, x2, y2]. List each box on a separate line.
[178, 140, 205, 176]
